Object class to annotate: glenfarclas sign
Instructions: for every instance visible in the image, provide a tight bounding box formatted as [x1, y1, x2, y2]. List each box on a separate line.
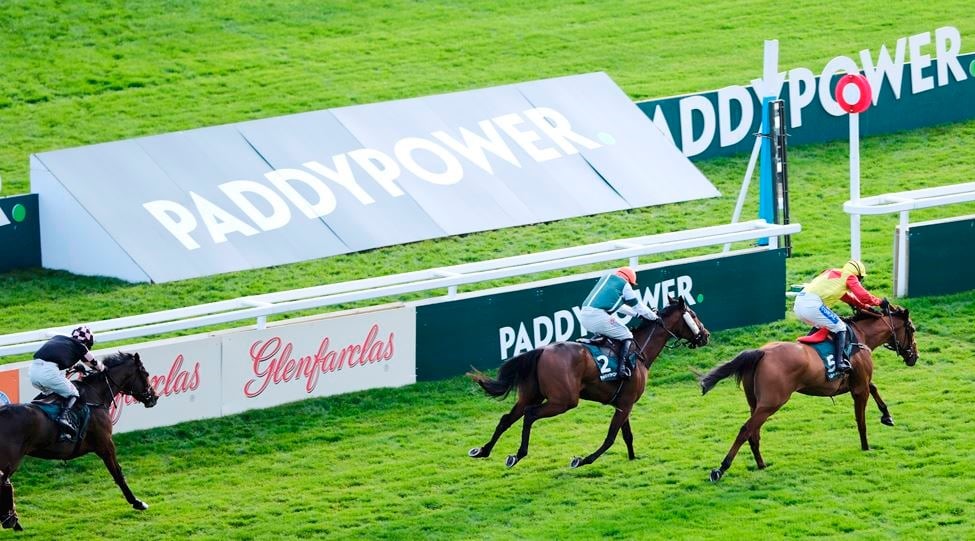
[243, 323, 396, 397]
[110, 354, 202, 424]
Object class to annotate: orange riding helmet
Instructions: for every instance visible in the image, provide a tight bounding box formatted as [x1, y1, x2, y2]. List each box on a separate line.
[615, 266, 637, 285]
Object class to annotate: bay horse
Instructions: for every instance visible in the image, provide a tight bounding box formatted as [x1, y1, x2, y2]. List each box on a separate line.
[468, 296, 709, 469]
[0, 351, 159, 531]
[700, 303, 918, 482]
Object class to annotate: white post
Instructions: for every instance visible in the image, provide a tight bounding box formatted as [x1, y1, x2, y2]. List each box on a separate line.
[723, 137, 764, 253]
[896, 210, 910, 297]
[849, 112, 861, 260]
[628, 256, 639, 268]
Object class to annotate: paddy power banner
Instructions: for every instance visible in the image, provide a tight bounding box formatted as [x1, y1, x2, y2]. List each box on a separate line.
[31, 72, 717, 283]
[638, 26, 975, 159]
[0, 194, 41, 273]
[415, 248, 786, 380]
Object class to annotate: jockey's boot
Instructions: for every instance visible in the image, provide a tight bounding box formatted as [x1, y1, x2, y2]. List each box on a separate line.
[617, 339, 634, 379]
[56, 396, 78, 442]
[834, 330, 852, 374]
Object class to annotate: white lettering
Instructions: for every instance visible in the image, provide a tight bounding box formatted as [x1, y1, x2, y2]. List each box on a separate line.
[218, 180, 291, 232]
[523, 107, 602, 154]
[908, 32, 934, 94]
[302, 157, 376, 205]
[935, 26, 967, 85]
[190, 191, 258, 244]
[717, 85, 754, 147]
[554, 310, 575, 342]
[818, 55, 861, 116]
[533, 316, 554, 347]
[514, 322, 533, 356]
[348, 148, 404, 196]
[679, 95, 715, 157]
[571, 306, 589, 336]
[432, 121, 521, 174]
[264, 169, 337, 219]
[861, 40, 907, 101]
[676, 275, 695, 305]
[393, 137, 464, 185]
[493, 113, 561, 162]
[143, 200, 200, 250]
[499, 326, 516, 359]
[649, 104, 678, 147]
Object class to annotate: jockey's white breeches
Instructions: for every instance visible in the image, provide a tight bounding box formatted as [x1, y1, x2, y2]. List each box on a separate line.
[793, 292, 845, 333]
[29, 359, 79, 398]
[578, 306, 633, 341]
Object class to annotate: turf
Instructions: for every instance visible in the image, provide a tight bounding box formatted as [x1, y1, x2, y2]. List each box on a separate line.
[0, 1, 974, 539]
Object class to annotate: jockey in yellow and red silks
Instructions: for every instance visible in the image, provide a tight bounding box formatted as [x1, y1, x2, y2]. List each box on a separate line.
[793, 260, 885, 374]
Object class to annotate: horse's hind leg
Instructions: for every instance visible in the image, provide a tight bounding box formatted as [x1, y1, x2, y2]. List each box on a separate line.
[869, 382, 894, 426]
[570, 405, 631, 468]
[506, 400, 576, 468]
[743, 371, 767, 469]
[469, 397, 537, 459]
[710, 403, 781, 482]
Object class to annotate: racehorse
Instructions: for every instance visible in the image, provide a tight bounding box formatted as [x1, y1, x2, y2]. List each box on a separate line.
[468, 296, 709, 469]
[0, 351, 159, 531]
[699, 303, 918, 482]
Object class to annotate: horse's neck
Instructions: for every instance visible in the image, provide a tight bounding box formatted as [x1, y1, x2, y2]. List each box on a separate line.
[635, 322, 671, 366]
[853, 318, 891, 350]
[77, 373, 112, 406]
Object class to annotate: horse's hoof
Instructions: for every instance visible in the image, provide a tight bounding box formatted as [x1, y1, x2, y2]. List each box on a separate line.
[12, 521, 21, 532]
[505, 455, 519, 468]
[881, 415, 894, 426]
[469, 447, 484, 458]
[709, 469, 723, 483]
[133, 500, 149, 511]
[570, 457, 583, 468]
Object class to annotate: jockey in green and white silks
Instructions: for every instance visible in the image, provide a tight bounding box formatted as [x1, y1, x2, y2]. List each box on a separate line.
[578, 267, 659, 379]
[793, 260, 883, 374]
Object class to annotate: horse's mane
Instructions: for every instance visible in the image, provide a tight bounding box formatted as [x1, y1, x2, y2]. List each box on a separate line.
[80, 352, 134, 382]
[846, 305, 908, 324]
[633, 302, 683, 331]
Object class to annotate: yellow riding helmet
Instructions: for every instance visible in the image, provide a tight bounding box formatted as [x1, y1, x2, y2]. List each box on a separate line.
[842, 259, 867, 278]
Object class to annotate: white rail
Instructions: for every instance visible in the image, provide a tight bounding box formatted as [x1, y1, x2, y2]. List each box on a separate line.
[843, 182, 975, 296]
[0, 219, 800, 357]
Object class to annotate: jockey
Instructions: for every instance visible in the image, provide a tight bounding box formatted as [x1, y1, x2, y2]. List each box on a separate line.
[793, 260, 884, 374]
[578, 266, 659, 380]
[29, 326, 100, 441]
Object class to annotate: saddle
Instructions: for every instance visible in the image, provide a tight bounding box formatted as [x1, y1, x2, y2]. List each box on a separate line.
[795, 324, 860, 381]
[576, 336, 625, 382]
[29, 395, 92, 442]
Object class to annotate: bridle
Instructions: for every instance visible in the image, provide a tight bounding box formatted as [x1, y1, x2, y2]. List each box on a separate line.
[76, 360, 157, 409]
[880, 306, 917, 364]
[634, 304, 707, 359]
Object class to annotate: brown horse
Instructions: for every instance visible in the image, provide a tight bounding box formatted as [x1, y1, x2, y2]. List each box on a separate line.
[0, 351, 159, 531]
[469, 296, 710, 469]
[700, 303, 918, 482]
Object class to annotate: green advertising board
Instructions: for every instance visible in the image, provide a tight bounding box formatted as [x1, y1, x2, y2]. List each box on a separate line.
[415, 249, 786, 381]
[0, 194, 41, 273]
[906, 216, 975, 297]
[637, 51, 975, 160]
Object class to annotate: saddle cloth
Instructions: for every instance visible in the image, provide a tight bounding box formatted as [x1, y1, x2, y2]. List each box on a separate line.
[795, 323, 859, 381]
[577, 337, 624, 382]
[30, 398, 92, 441]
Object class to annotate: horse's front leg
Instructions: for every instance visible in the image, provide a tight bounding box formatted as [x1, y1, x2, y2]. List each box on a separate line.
[621, 419, 636, 460]
[0, 475, 20, 531]
[853, 390, 870, 451]
[869, 382, 894, 426]
[570, 405, 630, 468]
[96, 444, 148, 510]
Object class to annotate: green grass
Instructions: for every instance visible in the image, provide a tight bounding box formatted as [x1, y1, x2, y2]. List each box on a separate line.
[1, 1, 974, 539]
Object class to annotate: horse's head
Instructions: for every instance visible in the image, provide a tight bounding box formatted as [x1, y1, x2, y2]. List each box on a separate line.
[98, 352, 159, 407]
[852, 303, 919, 366]
[883, 303, 919, 366]
[658, 295, 710, 348]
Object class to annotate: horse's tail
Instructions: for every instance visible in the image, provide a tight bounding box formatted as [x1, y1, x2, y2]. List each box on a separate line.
[467, 349, 543, 399]
[699, 349, 765, 395]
